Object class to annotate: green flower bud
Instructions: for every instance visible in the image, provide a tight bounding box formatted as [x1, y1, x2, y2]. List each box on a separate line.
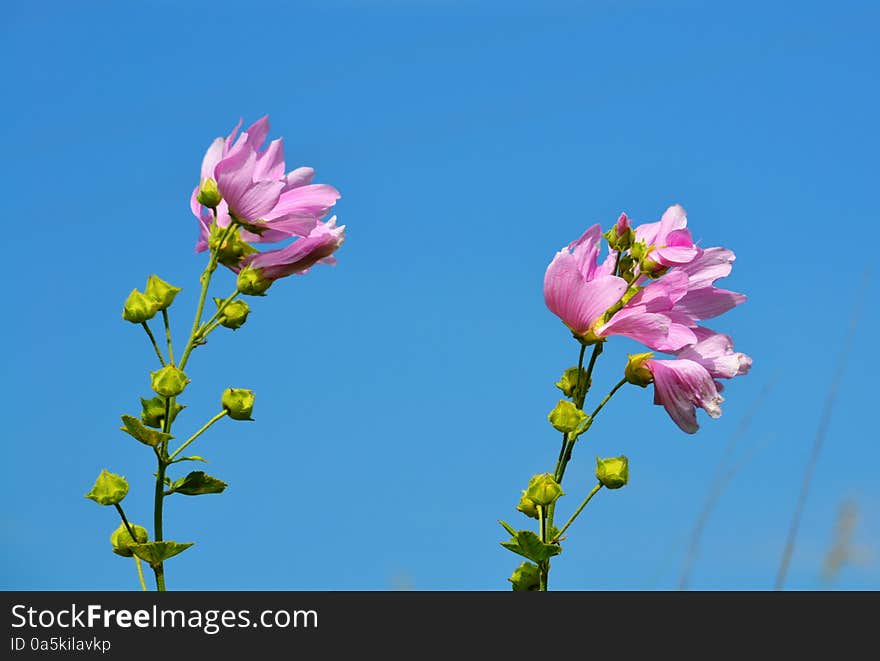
[110, 522, 149, 557]
[85, 469, 129, 506]
[624, 352, 654, 387]
[508, 562, 541, 591]
[150, 365, 189, 398]
[236, 265, 273, 296]
[209, 224, 257, 268]
[516, 490, 539, 519]
[555, 367, 589, 400]
[145, 275, 182, 311]
[548, 399, 588, 434]
[122, 289, 158, 323]
[196, 177, 222, 209]
[139, 396, 184, 429]
[222, 388, 255, 421]
[596, 455, 629, 489]
[526, 473, 564, 507]
[214, 297, 250, 330]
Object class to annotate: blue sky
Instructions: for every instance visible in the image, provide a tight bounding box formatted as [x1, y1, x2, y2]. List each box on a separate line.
[2, 0, 877, 590]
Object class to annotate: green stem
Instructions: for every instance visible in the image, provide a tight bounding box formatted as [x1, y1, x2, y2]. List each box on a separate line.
[581, 342, 603, 407]
[555, 375, 626, 486]
[587, 378, 627, 424]
[553, 483, 602, 541]
[141, 323, 166, 366]
[153, 454, 167, 591]
[134, 557, 147, 592]
[162, 309, 175, 365]
[168, 410, 228, 461]
[113, 503, 138, 543]
[538, 505, 548, 591]
[179, 222, 236, 370]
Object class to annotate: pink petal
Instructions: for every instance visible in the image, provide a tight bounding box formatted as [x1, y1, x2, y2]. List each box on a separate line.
[543, 252, 626, 335]
[647, 358, 723, 434]
[200, 138, 225, 181]
[675, 287, 746, 320]
[243, 115, 270, 152]
[268, 184, 341, 220]
[567, 224, 603, 280]
[253, 139, 285, 182]
[657, 204, 688, 237]
[676, 329, 752, 378]
[283, 167, 315, 191]
[224, 118, 243, 151]
[679, 247, 736, 289]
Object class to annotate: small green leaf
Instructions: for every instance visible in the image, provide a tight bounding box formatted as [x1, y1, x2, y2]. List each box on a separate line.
[169, 471, 227, 496]
[84, 469, 129, 506]
[500, 530, 562, 563]
[498, 520, 518, 537]
[131, 541, 194, 568]
[171, 455, 208, 464]
[120, 415, 173, 447]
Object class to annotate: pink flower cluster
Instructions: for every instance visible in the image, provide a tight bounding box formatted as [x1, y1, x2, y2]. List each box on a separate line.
[191, 116, 344, 286]
[544, 205, 751, 433]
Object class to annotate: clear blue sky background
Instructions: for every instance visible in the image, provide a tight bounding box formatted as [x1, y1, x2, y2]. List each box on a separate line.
[2, 0, 877, 591]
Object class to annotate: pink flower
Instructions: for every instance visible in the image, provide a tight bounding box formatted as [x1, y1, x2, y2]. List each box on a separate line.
[235, 217, 345, 294]
[543, 225, 629, 336]
[192, 116, 340, 252]
[644, 358, 724, 434]
[633, 204, 700, 267]
[543, 225, 696, 351]
[637, 328, 750, 433]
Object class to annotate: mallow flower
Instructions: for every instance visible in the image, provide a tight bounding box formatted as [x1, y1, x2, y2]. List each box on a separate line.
[627, 329, 751, 433]
[192, 116, 340, 255]
[543, 224, 696, 351]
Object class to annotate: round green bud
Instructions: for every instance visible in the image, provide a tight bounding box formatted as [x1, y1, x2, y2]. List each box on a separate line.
[596, 455, 629, 489]
[139, 396, 184, 429]
[110, 522, 149, 557]
[526, 473, 564, 507]
[214, 297, 250, 330]
[236, 266, 273, 296]
[150, 365, 189, 398]
[122, 288, 158, 324]
[555, 367, 589, 400]
[516, 490, 539, 519]
[145, 275, 182, 311]
[196, 177, 223, 209]
[508, 562, 541, 591]
[624, 352, 654, 388]
[548, 399, 588, 434]
[222, 388, 255, 421]
[85, 469, 129, 506]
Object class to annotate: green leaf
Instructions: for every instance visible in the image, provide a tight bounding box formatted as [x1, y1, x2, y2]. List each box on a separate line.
[84, 469, 129, 506]
[498, 519, 518, 537]
[131, 541, 193, 568]
[500, 530, 562, 563]
[171, 455, 208, 464]
[169, 471, 227, 496]
[120, 415, 173, 448]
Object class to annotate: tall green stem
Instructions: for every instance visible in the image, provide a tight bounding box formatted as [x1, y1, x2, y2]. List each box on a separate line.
[169, 410, 228, 461]
[553, 483, 602, 541]
[134, 557, 147, 592]
[162, 309, 175, 365]
[179, 222, 236, 370]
